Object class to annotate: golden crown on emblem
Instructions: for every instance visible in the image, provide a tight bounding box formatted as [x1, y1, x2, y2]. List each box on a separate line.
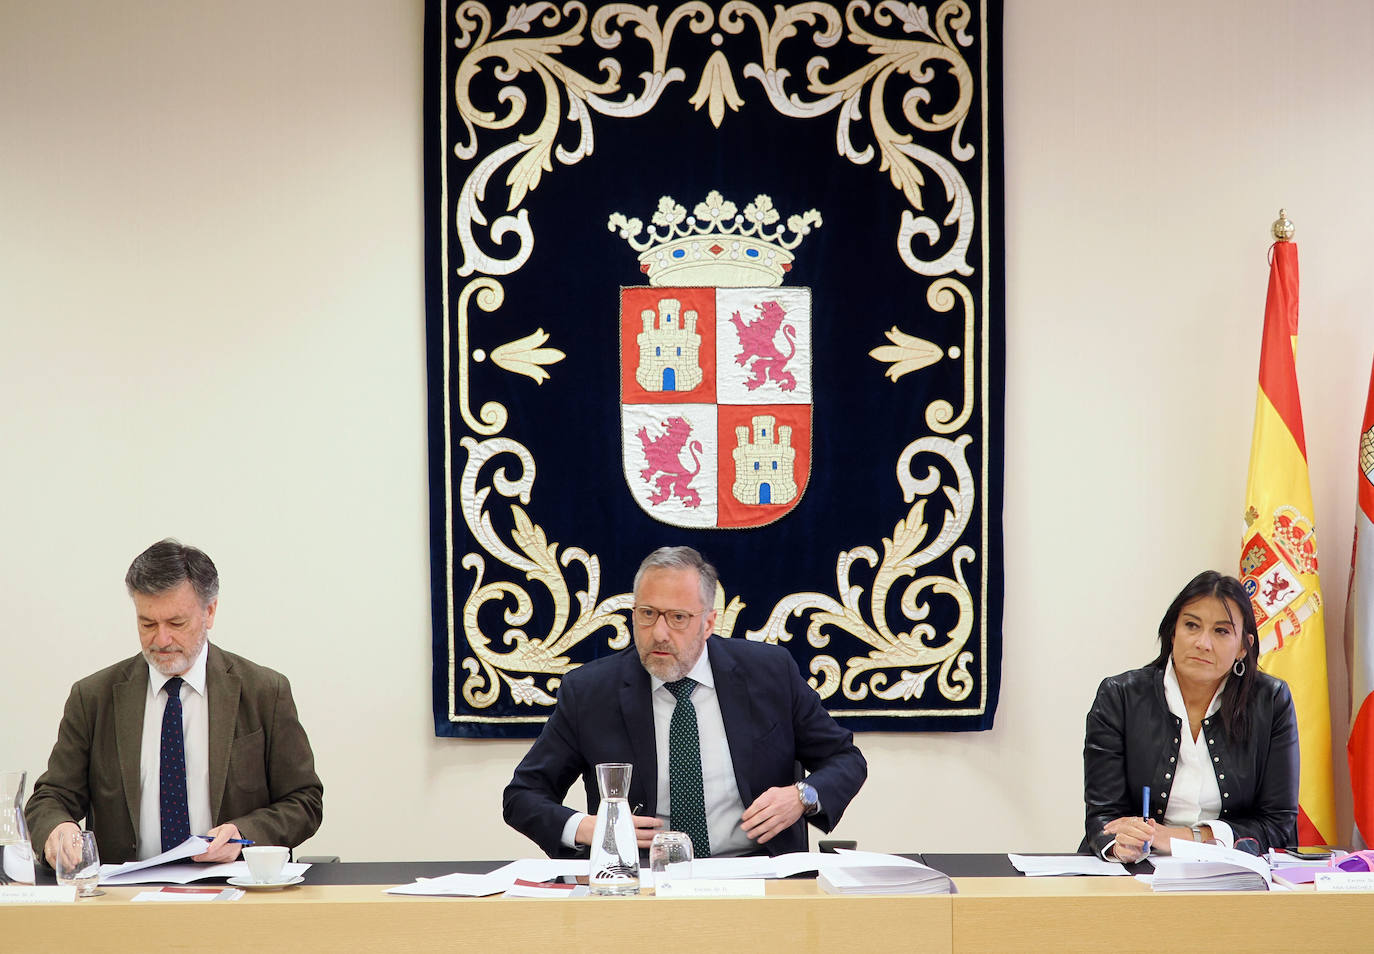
[1271, 505, 1319, 577]
[608, 190, 821, 288]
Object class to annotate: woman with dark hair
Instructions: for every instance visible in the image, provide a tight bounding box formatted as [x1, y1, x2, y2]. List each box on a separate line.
[1081, 571, 1299, 860]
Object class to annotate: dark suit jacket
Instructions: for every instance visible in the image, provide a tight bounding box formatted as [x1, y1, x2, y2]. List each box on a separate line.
[25, 644, 324, 864]
[503, 637, 867, 858]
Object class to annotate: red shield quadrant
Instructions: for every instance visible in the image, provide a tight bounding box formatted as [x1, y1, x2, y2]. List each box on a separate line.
[621, 286, 812, 529]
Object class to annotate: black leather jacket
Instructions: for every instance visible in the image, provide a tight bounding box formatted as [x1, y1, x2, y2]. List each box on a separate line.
[1081, 664, 1299, 856]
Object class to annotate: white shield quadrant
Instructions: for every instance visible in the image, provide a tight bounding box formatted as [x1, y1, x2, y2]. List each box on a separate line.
[622, 403, 718, 527]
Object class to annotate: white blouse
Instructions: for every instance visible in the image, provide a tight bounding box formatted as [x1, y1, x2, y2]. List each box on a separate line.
[1160, 658, 1236, 848]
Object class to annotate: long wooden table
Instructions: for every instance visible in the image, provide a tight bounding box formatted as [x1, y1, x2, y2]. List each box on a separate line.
[8, 859, 1374, 953]
[950, 876, 1374, 952]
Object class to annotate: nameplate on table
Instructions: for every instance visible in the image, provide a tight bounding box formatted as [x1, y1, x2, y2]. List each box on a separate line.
[1314, 871, 1374, 892]
[0, 885, 78, 904]
[654, 878, 766, 898]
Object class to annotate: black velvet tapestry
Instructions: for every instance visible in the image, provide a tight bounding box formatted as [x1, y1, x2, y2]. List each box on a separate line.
[425, 0, 1004, 737]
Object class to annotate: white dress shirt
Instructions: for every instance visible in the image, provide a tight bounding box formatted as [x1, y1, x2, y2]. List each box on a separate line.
[137, 642, 213, 859]
[561, 649, 754, 856]
[647, 650, 752, 857]
[1161, 658, 1235, 847]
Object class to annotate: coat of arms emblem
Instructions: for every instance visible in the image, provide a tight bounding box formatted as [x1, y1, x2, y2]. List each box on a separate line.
[612, 192, 818, 528]
[1241, 504, 1321, 654]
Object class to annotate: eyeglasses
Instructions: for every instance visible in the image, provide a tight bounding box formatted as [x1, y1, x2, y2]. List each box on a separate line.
[631, 606, 704, 631]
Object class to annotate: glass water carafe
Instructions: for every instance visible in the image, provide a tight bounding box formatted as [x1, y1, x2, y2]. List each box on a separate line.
[588, 762, 640, 895]
[1, 771, 36, 885]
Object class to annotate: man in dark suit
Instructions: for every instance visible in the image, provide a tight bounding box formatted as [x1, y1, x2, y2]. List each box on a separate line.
[26, 540, 323, 867]
[503, 546, 866, 858]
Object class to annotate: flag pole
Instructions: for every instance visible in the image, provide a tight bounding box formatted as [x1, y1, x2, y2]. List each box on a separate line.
[1242, 208, 1338, 845]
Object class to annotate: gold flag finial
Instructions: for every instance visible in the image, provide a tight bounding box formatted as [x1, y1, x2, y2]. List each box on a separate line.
[1272, 209, 1296, 241]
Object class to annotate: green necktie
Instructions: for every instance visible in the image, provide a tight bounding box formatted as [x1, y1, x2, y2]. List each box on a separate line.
[665, 678, 710, 858]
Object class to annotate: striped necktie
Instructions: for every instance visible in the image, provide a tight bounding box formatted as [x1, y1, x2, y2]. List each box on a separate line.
[665, 677, 710, 858]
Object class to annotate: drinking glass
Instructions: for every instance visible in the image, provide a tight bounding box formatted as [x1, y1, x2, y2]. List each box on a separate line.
[55, 830, 103, 898]
[649, 831, 693, 892]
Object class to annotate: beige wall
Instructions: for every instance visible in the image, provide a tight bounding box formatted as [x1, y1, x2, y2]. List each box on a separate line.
[3, 0, 1372, 861]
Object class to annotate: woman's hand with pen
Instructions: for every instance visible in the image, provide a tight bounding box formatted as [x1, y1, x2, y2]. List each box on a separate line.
[1102, 785, 1155, 863]
[1100, 815, 1154, 863]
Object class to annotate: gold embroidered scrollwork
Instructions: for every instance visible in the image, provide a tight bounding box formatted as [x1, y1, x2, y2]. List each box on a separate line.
[456, 435, 632, 711]
[922, 277, 974, 433]
[729, 0, 977, 276]
[455, 278, 510, 435]
[742, 434, 976, 706]
[455, 279, 566, 439]
[451, 1, 977, 280]
[444, 0, 988, 719]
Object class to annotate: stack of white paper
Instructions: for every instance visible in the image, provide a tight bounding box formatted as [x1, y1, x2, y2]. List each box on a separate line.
[99, 837, 310, 886]
[684, 850, 944, 883]
[383, 852, 955, 898]
[688, 855, 780, 879]
[814, 851, 953, 896]
[386, 859, 588, 898]
[99, 836, 204, 882]
[1149, 839, 1272, 892]
[1007, 854, 1130, 876]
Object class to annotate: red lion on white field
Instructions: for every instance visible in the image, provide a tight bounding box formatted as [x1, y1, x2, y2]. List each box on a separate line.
[1262, 570, 1292, 607]
[730, 300, 797, 392]
[637, 416, 702, 508]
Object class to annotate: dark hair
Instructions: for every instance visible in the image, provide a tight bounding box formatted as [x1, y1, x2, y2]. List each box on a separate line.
[125, 539, 220, 605]
[633, 546, 718, 609]
[1150, 570, 1259, 742]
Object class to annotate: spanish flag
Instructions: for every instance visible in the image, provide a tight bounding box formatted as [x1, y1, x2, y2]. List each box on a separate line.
[1239, 234, 1336, 846]
[1347, 356, 1374, 846]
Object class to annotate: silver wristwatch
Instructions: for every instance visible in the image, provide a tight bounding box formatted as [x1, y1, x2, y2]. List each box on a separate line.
[795, 781, 820, 817]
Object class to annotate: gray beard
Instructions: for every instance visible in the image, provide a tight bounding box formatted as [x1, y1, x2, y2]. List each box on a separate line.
[639, 640, 705, 683]
[143, 632, 207, 677]
[641, 653, 689, 683]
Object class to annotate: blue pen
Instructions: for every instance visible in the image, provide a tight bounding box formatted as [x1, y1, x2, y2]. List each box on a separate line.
[197, 834, 255, 845]
[1140, 785, 1153, 856]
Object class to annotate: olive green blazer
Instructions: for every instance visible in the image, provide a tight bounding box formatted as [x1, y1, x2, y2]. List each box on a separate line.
[26, 644, 323, 864]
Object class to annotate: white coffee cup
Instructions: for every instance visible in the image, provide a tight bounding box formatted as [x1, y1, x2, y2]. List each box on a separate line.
[242, 845, 289, 883]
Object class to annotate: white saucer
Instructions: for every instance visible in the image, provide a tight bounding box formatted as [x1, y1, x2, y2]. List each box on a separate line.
[226, 876, 305, 890]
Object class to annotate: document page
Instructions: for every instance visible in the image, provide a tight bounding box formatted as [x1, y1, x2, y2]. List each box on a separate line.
[1008, 854, 1130, 876]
